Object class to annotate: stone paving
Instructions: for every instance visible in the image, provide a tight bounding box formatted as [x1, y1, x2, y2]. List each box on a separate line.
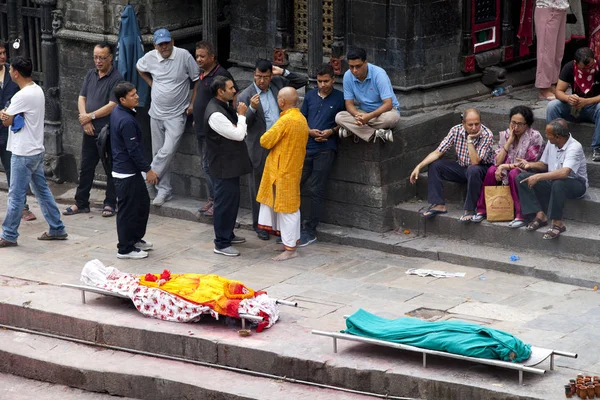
[0, 183, 599, 398]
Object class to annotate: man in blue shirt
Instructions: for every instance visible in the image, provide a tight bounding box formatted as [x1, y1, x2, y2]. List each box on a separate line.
[299, 64, 345, 246]
[335, 48, 400, 143]
[110, 81, 159, 259]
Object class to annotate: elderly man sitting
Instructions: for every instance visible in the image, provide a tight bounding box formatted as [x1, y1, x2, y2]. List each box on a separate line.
[517, 119, 588, 239]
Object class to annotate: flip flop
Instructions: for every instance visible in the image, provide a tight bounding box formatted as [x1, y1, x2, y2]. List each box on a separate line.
[419, 206, 448, 219]
[102, 206, 116, 217]
[458, 212, 474, 223]
[542, 224, 566, 240]
[63, 206, 90, 216]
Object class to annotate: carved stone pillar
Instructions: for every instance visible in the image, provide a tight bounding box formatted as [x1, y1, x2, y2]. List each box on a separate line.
[7, 0, 18, 45]
[331, 0, 345, 75]
[202, 0, 218, 47]
[307, 0, 323, 78]
[34, 0, 64, 181]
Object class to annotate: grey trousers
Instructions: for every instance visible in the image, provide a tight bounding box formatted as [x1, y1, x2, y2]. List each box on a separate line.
[150, 113, 187, 196]
[335, 109, 400, 141]
[517, 172, 586, 220]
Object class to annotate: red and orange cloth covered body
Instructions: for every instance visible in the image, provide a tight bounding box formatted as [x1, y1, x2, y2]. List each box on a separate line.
[139, 269, 265, 319]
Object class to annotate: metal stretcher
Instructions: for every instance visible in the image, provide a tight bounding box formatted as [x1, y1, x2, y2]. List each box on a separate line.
[312, 329, 577, 384]
[62, 283, 297, 329]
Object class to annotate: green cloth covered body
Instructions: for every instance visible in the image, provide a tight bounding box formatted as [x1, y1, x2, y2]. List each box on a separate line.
[342, 309, 531, 363]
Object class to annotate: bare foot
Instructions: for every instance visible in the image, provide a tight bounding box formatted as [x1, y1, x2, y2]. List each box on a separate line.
[273, 245, 285, 252]
[271, 250, 297, 261]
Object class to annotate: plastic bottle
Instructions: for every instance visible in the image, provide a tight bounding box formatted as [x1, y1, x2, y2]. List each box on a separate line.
[491, 85, 513, 97]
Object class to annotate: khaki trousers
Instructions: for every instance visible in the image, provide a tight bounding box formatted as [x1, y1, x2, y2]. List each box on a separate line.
[335, 109, 400, 142]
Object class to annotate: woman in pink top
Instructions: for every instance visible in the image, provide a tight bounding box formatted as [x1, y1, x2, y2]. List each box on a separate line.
[473, 106, 545, 228]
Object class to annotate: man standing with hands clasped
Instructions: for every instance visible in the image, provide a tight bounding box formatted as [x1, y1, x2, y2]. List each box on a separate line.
[110, 82, 159, 259]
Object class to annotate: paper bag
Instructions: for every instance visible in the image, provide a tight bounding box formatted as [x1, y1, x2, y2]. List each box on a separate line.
[485, 185, 514, 222]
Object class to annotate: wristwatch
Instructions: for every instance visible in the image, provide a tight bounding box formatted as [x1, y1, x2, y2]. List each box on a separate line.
[91, 113, 96, 120]
[467, 139, 473, 144]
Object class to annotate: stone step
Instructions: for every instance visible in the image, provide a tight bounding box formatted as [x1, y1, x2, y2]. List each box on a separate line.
[0, 278, 568, 400]
[0, 373, 140, 400]
[415, 172, 600, 226]
[0, 329, 373, 400]
[393, 200, 600, 264]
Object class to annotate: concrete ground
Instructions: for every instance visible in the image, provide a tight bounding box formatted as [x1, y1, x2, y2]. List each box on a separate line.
[0, 177, 597, 400]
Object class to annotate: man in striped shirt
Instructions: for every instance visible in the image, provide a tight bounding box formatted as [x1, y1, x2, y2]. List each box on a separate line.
[409, 109, 495, 222]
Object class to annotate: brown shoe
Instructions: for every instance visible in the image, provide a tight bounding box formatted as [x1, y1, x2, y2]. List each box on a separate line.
[199, 199, 214, 213]
[203, 204, 214, 217]
[0, 238, 18, 247]
[22, 209, 37, 221]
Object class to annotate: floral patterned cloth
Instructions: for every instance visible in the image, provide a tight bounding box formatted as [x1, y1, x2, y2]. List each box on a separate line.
[80, 259, 280, 329]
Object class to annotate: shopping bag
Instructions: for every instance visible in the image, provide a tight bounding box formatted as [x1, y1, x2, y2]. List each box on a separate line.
[485, 185, 514, 222]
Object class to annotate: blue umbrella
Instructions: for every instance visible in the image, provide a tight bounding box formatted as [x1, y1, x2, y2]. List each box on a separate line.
[114, 5, 149, 107]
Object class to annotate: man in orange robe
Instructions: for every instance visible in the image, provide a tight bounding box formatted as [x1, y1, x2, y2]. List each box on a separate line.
[256, 87, 309, 261]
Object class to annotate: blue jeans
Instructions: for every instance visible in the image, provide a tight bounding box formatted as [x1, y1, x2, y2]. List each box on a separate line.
[1, 153, 66, 242]
[546, 99, 600, 149]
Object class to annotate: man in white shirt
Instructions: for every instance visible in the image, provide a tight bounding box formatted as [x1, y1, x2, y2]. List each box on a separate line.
[203, 76, 252, 257]
[136, 28, 200, 206]
[517, 119, 588, 239]
[0, 57, 68, 247]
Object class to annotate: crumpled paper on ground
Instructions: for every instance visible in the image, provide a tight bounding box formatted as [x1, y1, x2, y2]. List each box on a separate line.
[406, 268, 466, 278]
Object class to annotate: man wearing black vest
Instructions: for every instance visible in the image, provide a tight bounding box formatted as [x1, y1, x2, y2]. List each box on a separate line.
[204, 76, 252, 257]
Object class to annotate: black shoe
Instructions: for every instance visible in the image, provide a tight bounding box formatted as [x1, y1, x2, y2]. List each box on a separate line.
[256, 230, 270, 240]
[593, 148, 600, 162]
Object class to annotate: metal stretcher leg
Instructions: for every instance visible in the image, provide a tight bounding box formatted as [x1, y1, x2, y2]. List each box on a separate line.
[333, 337, 338, 353]
[423, 353, 427, 368]
[519, 370, 523, 385]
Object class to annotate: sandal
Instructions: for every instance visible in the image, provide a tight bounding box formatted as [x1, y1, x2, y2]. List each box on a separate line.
[63, 206, 90, 216]
[419, 205, 448, 219]
[102, 206, 116, 217]
[458, 212, 474, 223]
[22, 209, 37, 221]
[508, 219, 527, 229]
[542, 224, 566, 240]
[526, 217, 548, 231]
[37, 232, 68, 241]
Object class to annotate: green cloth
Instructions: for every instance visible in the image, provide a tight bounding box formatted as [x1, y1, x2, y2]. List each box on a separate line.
[342, 309, 531, 363]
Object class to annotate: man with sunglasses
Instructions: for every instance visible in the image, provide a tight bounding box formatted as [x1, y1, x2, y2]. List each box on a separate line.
[237, 59, 307, 241]
[546, 47, 600, 161]
[137, 28, 200, 206]
[335, 47, 400, 143]
[63, 43, 122, 218]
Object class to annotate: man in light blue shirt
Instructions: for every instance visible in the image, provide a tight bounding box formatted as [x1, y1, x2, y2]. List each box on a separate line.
[237, 59, 307, 240]
[335, 48, 400, 143]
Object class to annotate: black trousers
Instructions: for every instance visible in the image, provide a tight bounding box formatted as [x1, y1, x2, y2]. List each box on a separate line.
[0, 140, 11, 184]
[113, 173, 150, 254]
[427, 159, 489, 211]
[300, 149, 336, 235]
[517, 172, 586, 220]
[213, 176, 240, 249]
[75, 133, 116, 209]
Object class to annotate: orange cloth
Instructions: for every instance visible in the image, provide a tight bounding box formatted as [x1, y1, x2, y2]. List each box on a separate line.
[138, 273, 256, 318]
[256, 107, 308, 213]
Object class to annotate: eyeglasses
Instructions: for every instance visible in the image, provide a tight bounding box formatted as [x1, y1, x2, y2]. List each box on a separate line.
[0, 51, 6, 56]
[510, 121, 527, 127]
[93, 55, 110, 61]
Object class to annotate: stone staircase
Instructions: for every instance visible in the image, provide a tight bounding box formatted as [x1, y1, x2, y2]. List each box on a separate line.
[394, 92, 600, 269]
